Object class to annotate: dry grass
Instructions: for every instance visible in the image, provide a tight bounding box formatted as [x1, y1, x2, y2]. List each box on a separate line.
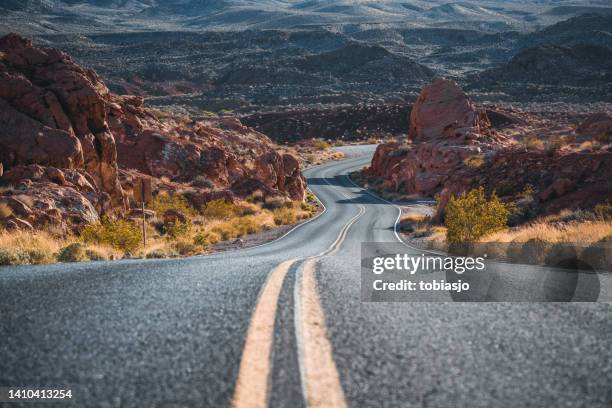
[0, 229, 122, 265]
[463, 154, 485, 168]
[480, 221, 612, 245]
[522, 136, 545, 150]
[0, 202, 13, 219]
[400, 212, 429, 223]
[0, 194, 319, 265]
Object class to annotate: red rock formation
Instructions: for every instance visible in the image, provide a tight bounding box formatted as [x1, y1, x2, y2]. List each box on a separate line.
[0, 34, 126, 212]
[366, 78, 612, 219]
[0, 34, 306, 230]
[368, 78, 503, 199]
[409, 78, 491, 141]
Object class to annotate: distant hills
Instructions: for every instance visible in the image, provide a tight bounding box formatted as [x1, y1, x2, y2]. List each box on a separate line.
[2, 1, 611, 33]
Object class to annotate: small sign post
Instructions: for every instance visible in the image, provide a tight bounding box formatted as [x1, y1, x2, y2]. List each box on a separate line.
[133, 177, 152, 248]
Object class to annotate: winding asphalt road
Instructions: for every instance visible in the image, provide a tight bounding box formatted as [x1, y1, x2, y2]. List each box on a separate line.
[1, 146, 611, 407]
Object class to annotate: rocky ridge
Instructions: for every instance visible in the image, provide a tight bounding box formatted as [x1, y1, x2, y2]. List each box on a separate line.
[365, 78, 612, 220]
[0, 33, 305, 232]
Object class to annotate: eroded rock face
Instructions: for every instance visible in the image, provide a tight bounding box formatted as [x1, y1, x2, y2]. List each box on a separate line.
[366, 78, 612, 219]
[409, 78, 491, 142]
[0, 33, 127, 221]
[0, 33, 306, 230]
[368, 78, 501, 203]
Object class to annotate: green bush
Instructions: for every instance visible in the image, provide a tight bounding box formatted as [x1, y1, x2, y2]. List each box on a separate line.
[150, 192, 196, 217]
[57, 243, 89, 263]
[81, 217, 142, 253]
[445, 187, 508, 245]
[314, 140, 331, 151]
[85, 249, 108, 261]
[146, 248, 178, 259]
[28, 249, 50, 264]
[164, 221, 191, 239]
[0, 248, 31, 266]
[194, 231, 220, 247]
[202, 199, 236, 219]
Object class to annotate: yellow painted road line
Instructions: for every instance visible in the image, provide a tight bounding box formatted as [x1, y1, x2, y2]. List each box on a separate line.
[295, 258, 347, 408]
[233, 165, 366, 408]
[231, 259, 296, 408]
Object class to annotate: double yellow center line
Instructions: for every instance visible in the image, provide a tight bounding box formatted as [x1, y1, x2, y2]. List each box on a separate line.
[232, 174, 364, 408]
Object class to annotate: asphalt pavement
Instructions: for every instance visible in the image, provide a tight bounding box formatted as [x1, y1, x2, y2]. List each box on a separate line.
[1, 146, 611, 407]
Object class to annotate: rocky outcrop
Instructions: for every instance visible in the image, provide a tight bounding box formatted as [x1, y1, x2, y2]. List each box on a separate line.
[366, 78, 612, 219]
[368, 78, 504, 199]
[409, 78, 491, 141]
[0, 33, 127, 212]
[0, 34, 306, 230]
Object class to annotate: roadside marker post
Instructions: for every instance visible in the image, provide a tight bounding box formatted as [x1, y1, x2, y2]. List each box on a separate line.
[133, 177, 152, 249]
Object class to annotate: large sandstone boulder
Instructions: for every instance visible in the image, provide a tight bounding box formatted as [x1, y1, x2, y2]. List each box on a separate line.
[368, 78, 497, 202]
[409, 78, 490, 142]
[0, 33, 127, 215]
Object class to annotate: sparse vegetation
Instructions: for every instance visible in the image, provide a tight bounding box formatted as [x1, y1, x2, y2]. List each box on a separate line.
[191, 176, 215, 189]
[0, 203, 13, 219]
[463, 154, 485, 168]
[445, 187, 509, 245]
[313, 140, 331, 151]
[522, 136, 545, 150]
[81, 217, 143, 253]
[150, 192, 197, 218]
[202, 199, 237, 219]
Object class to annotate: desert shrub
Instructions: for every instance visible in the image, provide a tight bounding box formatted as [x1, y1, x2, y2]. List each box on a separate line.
[545, 135, 567, 153]
[202, 199, 237, 219]
[212, 222, 239, 240]
[57, 243, 89, 263]
[463, 154, 485, 168]
[522, 136, 544, 150]
[301, 202, 317, 213]
[85, 249, 107, 261]
[306, 191, 317, 203]
[164, 221, 191, 239]
[146, 249, 169, 259]
[581, 235, 612, 271]
[314, 140, 331, 151]
[594, 203, 612, 220]
[445, 187, 508, 245]
[194, 231, 221, 246]
[236, 202, 259, 216]
[264, 196, 288, 210]
[516, 238, 553, 265]
[273, 207, 298, 225]
[247, 190, 264, 203]
[191, 176, 215, 189]
[150, 192, 196, 217]
[173, 240, 200, 256]
[234, 216, 261, 235]
[0, 248, 31, 266]
[0, 202, 13, 219]
[81, 217, 142, 253]
[28, 249, 50, 264]
[519, 184, 536, 199]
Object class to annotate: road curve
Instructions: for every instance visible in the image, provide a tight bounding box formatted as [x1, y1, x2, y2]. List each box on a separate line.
[1, 147, 611, 407]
